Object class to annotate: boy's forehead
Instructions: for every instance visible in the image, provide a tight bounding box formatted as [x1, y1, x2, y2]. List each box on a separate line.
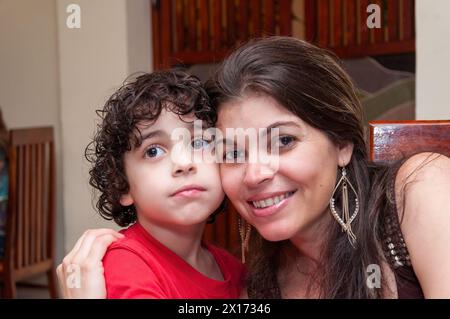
[136, 109, 197, 133]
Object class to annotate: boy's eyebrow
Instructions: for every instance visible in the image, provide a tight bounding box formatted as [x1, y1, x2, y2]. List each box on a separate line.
[138, 130, 166, 144]
[138, 122, 196, 144]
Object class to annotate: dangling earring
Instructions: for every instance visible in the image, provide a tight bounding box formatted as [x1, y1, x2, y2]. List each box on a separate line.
[330, 166, 359, 247]
[238, 218, 252, 263]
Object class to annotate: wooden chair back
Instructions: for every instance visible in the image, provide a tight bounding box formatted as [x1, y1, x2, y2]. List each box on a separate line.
[369, 120, 450, 163]
[1, 127, 57, 298]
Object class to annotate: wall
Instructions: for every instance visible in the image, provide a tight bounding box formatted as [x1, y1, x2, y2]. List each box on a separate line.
[0, 0, 65, 264]
[416, 0, 450, 119]
[56, 0, 152, 251]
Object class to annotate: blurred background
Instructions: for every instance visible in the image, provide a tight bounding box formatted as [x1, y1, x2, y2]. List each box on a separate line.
[0, 0, 449, 297]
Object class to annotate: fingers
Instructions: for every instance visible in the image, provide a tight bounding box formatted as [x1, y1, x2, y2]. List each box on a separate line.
[70, 229, 123, 265]
[63, 229, 122, 266]
[61, 232, 88, 266]
[58, 233, 90, 298]
[85, 233, 120, 269]
[56, 263, 65, 296]
[57, 228, 123, 298]
[68, 232, 121, 299]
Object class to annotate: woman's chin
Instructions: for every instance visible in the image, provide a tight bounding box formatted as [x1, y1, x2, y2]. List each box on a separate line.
[255, 225, 294, 242]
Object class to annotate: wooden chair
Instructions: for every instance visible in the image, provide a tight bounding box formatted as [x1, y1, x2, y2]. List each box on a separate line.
[369, 120, 450, 163]
[0, 127, 57, 298]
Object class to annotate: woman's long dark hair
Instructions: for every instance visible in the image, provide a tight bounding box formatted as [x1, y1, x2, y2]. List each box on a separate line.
[206, 36, 393, 298]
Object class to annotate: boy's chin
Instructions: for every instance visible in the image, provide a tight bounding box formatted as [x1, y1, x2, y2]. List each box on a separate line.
[169, 208, 212, 225]
[168, 218, 209, 228]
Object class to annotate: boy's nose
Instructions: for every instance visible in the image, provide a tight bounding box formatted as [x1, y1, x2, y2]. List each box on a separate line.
[172, 162, 196, 176]
[172, 152, 197, 177]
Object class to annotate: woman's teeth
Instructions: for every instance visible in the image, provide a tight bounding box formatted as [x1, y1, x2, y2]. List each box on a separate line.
[251, 191, 295, 209]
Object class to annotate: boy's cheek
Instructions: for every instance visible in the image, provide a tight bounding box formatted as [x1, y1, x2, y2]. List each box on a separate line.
[199, 149, 218, 164]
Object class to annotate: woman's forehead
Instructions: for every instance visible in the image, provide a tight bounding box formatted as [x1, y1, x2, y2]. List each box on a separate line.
[216, 94, 301, 128]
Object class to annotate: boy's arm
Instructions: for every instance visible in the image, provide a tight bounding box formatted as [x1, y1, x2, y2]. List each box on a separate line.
[103, 247, 167, 299]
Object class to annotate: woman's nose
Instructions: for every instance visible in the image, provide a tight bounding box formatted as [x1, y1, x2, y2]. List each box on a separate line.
[243, 162, 275, 187]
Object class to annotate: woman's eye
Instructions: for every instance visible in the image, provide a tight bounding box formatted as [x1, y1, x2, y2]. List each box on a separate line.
[224, 149, 245, 162]
[191, 138, 211, 150]
[280, 136, 295, 146]
[145, 146, 165, 158]
[273, 135, 296, 148]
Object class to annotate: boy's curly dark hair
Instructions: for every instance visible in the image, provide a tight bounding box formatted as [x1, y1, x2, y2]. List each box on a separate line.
[85, 70, 221, 227]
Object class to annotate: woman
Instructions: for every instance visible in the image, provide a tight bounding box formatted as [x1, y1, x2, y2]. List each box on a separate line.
[57, 37, 450, 298]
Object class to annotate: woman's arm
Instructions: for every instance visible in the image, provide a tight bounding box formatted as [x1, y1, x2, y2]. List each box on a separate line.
[395, 152, 450, 298]
[56, 228, 123, 298]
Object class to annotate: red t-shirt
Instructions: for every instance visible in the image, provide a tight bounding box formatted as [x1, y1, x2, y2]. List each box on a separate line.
[103, 222, 246, 299]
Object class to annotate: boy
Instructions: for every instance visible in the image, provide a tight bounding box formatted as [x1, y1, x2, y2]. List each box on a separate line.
[87, 70, 245, 298]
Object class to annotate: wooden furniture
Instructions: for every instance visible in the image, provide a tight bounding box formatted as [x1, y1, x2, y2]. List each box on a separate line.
[305, 0, 415, 58]
[152, 0, 292, 69]
[0, 127, 57, 298]
[369, 120, 450, 163]
[152, 0, 415, 69]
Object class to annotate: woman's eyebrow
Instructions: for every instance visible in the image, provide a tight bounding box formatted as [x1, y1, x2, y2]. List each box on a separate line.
[216, 121, 302, 145]
[262, 121, 302, 138]
[266, 120, 301, 130]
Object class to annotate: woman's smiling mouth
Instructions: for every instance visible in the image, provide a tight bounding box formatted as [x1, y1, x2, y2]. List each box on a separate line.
[246, 190, 297, 217]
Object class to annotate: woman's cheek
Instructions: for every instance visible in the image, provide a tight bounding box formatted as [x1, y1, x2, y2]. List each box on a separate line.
[220, 166, 241, 200]
[279, 152, 318, 184]
[283, 150, 338, 210]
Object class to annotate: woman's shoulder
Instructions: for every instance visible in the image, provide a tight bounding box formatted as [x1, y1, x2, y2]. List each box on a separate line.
[396, 152, 450, 180]
[394, 152, 450, 214]
[392, 152, 450, 297]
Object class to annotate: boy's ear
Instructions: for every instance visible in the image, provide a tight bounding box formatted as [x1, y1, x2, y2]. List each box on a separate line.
[120, 193, 134, 206]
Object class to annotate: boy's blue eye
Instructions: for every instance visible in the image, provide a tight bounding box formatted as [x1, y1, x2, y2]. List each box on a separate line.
[224, 149, 245, 162]
[191, 138, 211, 150]
[146, 146, 165, 158]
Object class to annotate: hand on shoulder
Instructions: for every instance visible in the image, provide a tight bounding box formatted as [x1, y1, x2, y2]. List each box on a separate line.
[56, 228, 123, 299]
